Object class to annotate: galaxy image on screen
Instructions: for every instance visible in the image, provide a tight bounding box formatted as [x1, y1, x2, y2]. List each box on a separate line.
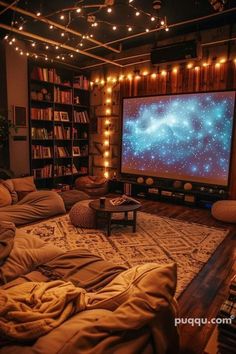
[121, 91, 235, 186]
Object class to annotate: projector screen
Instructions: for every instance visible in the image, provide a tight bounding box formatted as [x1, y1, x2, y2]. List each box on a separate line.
[121, 91, 235, 186]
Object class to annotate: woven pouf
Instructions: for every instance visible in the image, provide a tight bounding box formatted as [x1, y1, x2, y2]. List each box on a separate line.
[69, 199, 96, 228]
[211, 200, 236, 223]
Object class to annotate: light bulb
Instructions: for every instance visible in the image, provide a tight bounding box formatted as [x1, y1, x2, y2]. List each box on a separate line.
[60, 15, 65, 20]
[61, 32, 65, 37]
[49, 25, 53, 29]
[128, 26, 132, 31]
[112, 26, 117, 30]
[76, 7, 81, 13]
[107, 7, 112, 13]
[104, 151, 109, 157]
[135, 11, 140, 16]
[36, 12, 41, 17]
[19, 25, 23, 30]
[151, 17, 155, 21]
[146, 28, 150, 32]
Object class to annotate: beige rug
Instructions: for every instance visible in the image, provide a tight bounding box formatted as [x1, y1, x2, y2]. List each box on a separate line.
[21, 212, 229, 297]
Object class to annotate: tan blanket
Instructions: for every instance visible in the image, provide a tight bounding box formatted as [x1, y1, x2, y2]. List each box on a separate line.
[0, 222, 15, 267]
[0, 280, 86, 344]
[0, 263, 179, 354]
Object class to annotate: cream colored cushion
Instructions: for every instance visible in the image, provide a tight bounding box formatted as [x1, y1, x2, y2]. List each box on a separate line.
[11, 176, 37, 200]
[212, 200, 236, 223]
[0, 184, 12, 207]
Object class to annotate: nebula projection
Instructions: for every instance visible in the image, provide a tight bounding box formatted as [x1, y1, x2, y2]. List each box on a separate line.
[121, 91, 235, 186]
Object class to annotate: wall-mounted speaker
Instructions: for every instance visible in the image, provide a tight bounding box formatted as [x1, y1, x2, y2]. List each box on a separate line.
[151, 40, 198, 64]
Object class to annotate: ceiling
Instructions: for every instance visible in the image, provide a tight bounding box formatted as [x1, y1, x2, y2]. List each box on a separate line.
[0, 0, 235, 70]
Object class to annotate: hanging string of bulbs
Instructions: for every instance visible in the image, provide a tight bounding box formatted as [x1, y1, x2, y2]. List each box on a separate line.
[4, 0, 169, 62]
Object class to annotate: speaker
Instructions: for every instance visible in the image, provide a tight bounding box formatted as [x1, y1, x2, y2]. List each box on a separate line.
[151, 40, 197, 64]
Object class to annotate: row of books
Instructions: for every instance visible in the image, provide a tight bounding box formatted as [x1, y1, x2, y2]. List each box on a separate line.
[32, 145, 52, 159]
[33, 164, 53, 179]
[31, 108, 53, 120]
[54, 126, 71, 140]
[30, 67, 89, 90]
[74, 110, 89, 123]
[31, 128, 53, 140]
[54, 88, 72, 104]
[32, 164, 88, 179]
[55, 146, 70, 158]
[73, 75, 89, 90]
[31, 67, 55, 82]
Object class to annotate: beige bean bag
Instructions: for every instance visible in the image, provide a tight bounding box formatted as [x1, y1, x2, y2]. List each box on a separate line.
[211, 200, 236, 223]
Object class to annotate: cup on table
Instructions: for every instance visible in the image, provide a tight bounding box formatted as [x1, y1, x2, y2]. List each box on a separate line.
[100, 197, 106, 207]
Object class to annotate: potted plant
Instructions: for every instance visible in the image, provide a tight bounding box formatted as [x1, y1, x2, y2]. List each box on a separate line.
[0, 114, 17, 170]
[0, 114, 17, 144]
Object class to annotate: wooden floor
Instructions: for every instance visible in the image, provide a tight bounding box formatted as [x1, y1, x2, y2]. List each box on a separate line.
[138, 199, 236, 354]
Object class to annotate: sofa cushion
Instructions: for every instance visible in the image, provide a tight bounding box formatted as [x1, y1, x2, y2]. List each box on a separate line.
[11, 176, 37, 201]
[1, 180, 18, 204]
[0, 184, 12, 207]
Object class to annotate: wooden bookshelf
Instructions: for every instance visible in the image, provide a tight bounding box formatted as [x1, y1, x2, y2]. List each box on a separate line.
[29, 63, 90, 188]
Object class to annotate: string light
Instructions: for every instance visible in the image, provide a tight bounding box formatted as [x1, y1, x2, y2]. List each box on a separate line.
[49, 25, 54, 29]
[76, 7, 82, 13]
[135, 11, 140, 16]
[151, 16, 155, 21]
[61, 32, 65, 37]
[112, 26, 117, 30]
[107, 7, 112, 13]
[36, 12, 41, 17]
[19, 25, 23, 31]
[128, 26, 133, 31]
[145, 28, 150, 32]
[60, 14, 65, 20]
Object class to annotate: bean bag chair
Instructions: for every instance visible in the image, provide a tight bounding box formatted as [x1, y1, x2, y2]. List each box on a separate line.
[75, 175, 108, 197]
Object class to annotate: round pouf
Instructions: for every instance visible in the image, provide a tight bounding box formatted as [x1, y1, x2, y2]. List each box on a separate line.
[211, 200, 236, 223]
[69, 200, 96, 228]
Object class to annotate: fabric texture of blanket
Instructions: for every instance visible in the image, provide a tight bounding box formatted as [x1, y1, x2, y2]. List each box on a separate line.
[0, 222, 15, 267]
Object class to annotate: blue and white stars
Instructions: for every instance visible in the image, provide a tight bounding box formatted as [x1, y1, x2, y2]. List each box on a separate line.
[121, 91, 235, 186]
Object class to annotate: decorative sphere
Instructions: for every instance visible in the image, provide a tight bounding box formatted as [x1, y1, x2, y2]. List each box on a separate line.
[146, 177, 154, 185]
[137, 177, 144, 184]
[184, 182, 193, 191]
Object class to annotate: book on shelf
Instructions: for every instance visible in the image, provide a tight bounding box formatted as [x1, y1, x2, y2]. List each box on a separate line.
[73, 110, 89, 123]
[55, 146, 70, 158]
[73, 75, 89, 90]
[31, 127, 53, 139]
[54, 125, 71, 139]
[54, 87, 72, 104]
[54, 164, 72, 176]
[32, 145, 52, 159]
[31, 107, 53, 120]
[33, 164, 53, 179]
[54, 111, 70, 122]
[110, 195, 141, 206]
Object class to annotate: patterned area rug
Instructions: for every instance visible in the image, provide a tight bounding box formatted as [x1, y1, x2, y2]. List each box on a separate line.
[20, 212, 229, 297]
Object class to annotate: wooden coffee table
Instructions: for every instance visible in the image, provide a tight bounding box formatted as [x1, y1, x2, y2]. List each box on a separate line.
[89, 198, 141, 236]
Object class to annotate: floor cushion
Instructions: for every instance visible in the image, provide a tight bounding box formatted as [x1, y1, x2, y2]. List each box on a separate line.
[59, 190, 89, 211]
[0, 184, 12, 207]
[211, 200, 236, 223]
[75, 176, 108, 197]
[69, 200, 96, 228]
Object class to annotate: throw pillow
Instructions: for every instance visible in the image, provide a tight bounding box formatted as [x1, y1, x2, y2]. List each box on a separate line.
[1, 179, 18, 204]
[11, 176, 37, 201]
[0, 184, 12, 207]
